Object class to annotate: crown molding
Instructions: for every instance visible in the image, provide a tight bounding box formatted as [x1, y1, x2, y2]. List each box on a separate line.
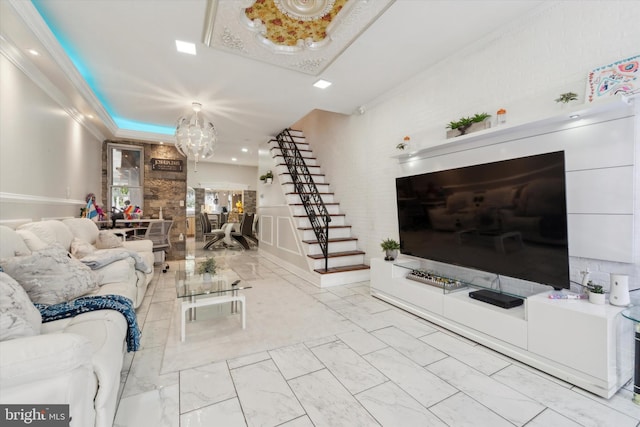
[6, 0, 117, 137]
[114, 128, 175, 144]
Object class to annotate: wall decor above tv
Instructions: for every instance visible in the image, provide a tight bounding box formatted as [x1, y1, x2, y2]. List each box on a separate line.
[395, 151, 570, 290]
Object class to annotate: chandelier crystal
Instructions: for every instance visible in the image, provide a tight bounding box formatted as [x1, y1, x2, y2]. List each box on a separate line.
[174, 102, 216, 171]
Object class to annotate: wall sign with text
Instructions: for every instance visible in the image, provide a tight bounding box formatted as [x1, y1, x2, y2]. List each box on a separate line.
[151, 158, 183, 172]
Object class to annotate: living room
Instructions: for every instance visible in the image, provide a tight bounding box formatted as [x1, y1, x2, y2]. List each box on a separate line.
[1, 1, 640, 426]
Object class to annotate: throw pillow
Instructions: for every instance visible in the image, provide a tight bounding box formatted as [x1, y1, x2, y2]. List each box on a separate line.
[0, 272, 42, 341]
[16, 229, 48, 252]
[95, 231, 123, 249]
[0, 244, 99, 305]
[70, 237, 96, 259]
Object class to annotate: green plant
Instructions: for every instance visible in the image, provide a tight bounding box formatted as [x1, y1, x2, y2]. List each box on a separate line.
[586, 280, 604, 294]
[446, 112, 491, 134]
[380, 238, 400, 251]
[197, 257, 217, 275]
[260, 170, 274, 182]
[472, 112, 491, 122]
[555, 92, 578, 103]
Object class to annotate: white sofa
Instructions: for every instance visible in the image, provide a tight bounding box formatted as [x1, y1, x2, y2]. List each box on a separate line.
[0, 219, 155, 427]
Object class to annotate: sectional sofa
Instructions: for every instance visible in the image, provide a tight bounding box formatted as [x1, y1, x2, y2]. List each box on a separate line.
[0, 218, 155, 427]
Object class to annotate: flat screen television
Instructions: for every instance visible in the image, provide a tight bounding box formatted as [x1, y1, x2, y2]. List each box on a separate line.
[395, 151, 570, 290]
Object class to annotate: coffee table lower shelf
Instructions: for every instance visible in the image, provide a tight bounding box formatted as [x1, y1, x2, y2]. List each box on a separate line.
[180, 294, 246, 342]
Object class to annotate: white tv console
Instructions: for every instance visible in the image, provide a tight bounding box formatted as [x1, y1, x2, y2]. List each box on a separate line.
[370, 258, 633, 398]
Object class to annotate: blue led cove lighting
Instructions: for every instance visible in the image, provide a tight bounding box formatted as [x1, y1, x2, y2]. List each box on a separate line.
[31, 0, 175, 136]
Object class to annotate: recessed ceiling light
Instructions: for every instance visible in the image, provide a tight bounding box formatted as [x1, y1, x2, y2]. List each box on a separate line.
[231, 157, 237, 162]
[175, 40, 196, 55]
[241, 148, 248, 153]
[313, 79, 332, 89]
[27, 49, 40, 56]
[87, 114, 94, 119]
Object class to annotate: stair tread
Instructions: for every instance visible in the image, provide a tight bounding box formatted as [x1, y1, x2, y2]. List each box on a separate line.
[272, 155, 315, 159]
[286, 192, 334, 195]
[270, 139, 308, 145]
[283, 181, 328, 185]
[302, 237, 357, 244]
[294, 214, 345, 217]
[277, 163, 319, 167]
[280, 173, 325, 177]
[270, 146, 311, 151]
[290, 202, 339, 205]
[314, 264, 370, 274]
[298, 225, 351, 230]
[308, 250, 365, 259]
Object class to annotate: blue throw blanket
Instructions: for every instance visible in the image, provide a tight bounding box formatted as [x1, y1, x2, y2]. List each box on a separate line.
[36, 295, 141, 352]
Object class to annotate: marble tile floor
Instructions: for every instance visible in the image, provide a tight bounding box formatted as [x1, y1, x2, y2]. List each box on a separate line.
[114, 249, 640, 427]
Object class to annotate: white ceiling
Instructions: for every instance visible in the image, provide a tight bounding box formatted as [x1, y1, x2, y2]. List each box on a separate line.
[2, 0, 546, 167]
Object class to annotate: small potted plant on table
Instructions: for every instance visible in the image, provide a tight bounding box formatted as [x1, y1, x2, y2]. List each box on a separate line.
[586, 280, 605, 305]
[198, 257, 217, 282]
[380, 238, 401, 261]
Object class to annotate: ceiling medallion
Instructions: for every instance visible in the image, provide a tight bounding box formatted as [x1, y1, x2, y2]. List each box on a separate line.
[244, 0, 346, 50]
[203, 0, 395, 76]
[273, 0, 336, 21]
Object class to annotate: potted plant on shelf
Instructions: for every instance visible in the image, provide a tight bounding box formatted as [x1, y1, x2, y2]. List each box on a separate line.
[586, 280, 605, 305]
[446, 112, 492, 138]
[260, 170, 274, 184]
[197, 257, 217, 282]
[380, 238, 400, 261]
[555, 92, 578, 104]
[396, 136, 411, 151]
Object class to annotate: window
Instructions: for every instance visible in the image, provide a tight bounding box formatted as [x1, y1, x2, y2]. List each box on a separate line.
[108, 143, 144, 214]
[186, 187, 195, 215]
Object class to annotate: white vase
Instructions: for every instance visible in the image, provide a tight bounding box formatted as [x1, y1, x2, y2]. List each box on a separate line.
[384, 249, 398, 261]
[203, 273, 213, 283]
[589, 292, 605, 305]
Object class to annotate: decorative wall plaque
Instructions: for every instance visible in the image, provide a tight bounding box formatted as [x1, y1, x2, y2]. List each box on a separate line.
[151, 158, 183, 172]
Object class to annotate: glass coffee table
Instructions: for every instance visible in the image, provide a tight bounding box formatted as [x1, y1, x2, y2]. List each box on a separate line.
[175, 259, 251, 342]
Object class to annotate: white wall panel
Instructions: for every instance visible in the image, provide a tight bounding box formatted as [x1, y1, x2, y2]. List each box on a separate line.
[276, 216, 301, 255]
[568, 214, 633, 262]
[566, 167, 633, 214]
[260, 215, 274, 245]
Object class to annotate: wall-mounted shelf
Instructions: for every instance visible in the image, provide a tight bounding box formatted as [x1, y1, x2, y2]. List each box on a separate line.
[392, 94, 637, 164]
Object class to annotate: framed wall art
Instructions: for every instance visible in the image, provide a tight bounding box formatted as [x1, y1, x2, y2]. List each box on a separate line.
[586, 54, 639, 102]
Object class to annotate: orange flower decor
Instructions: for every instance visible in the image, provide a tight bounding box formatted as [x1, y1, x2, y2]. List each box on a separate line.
[403, 136, 411, 141]
[245, 0, 346, 47]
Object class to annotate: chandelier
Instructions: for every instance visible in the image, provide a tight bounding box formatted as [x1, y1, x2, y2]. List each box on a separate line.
[174, 102, 216, 171]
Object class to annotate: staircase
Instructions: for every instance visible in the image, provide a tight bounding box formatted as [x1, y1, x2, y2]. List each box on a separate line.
[269, 129, 370, 287]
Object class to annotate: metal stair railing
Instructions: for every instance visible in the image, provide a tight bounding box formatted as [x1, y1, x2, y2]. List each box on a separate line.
[276, 128, 331, 272]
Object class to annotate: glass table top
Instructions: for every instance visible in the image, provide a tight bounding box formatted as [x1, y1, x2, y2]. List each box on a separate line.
[621, 306, 640, 323]
[175, 258, 250, 299]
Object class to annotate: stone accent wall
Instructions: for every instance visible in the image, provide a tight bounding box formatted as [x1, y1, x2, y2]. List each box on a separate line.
[243, 190, 256, 214]
[194, 188, 205, 241]
[102, 140, 187, 260]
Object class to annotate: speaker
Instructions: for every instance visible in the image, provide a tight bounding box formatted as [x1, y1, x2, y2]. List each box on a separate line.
[609, 274, 630, 306]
